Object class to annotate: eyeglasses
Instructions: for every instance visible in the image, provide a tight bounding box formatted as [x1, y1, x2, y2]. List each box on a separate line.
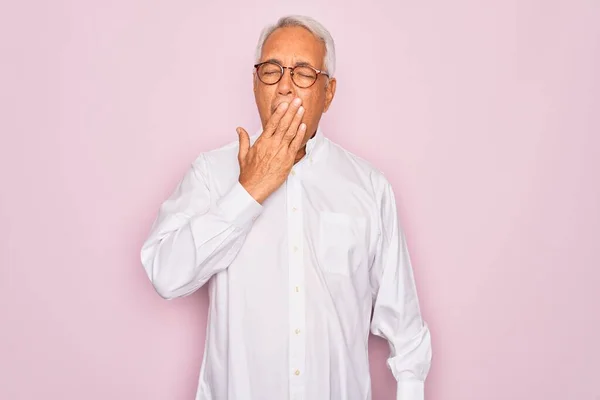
[254, 61, 329, 88]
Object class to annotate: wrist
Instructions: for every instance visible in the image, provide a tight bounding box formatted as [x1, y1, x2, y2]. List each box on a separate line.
[238, 178, 269, 204]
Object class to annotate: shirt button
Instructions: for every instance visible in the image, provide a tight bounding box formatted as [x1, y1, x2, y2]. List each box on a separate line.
[294, 369, 300, 376]
[293, 246, 298, 252]
[292, 207, 297, 212]
[291, 170, 296, 176]
[295, 286, 300, 292]
[295, 328, 301, 334]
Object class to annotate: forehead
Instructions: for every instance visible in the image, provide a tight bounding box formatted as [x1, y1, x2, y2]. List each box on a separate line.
[260, 26, 326, 68]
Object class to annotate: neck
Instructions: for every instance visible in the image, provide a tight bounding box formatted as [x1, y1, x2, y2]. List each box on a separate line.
[294, 146, 307, 164]
[293, 129, 316, 164]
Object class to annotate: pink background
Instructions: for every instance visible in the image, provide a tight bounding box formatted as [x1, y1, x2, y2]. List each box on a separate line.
[1, 1, 599, 399]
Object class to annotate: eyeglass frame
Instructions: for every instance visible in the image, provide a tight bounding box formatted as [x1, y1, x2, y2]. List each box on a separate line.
[253, 61, 330, 88]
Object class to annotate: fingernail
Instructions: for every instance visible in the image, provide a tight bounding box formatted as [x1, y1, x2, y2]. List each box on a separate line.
[300, 123, 306, 130]
[293, 98, 302, 106]
[298, 106, 304, 115]
[280, 102, 289, 110]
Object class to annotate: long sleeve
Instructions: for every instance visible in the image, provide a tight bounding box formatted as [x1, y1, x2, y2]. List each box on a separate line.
[369, 179, 432, 400]
[140, 154, 263, 300]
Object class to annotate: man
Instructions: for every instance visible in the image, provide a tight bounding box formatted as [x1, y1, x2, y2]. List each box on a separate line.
[141, 15, 432, 400]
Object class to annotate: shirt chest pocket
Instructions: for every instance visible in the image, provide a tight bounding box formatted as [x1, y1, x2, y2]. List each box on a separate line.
[317, 211, 368, 276]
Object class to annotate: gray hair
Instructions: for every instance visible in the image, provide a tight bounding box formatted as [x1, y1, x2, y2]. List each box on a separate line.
[254, 15, 336, 78]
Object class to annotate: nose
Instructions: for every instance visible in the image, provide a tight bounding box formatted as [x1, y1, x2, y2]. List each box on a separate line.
[276, 67, 295, 96]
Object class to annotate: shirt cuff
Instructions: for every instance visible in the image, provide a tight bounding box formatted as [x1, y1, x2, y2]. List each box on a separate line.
[216, 181, 263, 226]
[397, 381, 424, 400]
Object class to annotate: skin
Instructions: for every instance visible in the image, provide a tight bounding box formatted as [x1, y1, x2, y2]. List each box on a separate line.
[237, 26, 337, 204]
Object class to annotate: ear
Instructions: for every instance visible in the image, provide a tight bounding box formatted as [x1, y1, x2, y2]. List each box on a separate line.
[323, 77, 336, 113]
[253, 71, 258, 93]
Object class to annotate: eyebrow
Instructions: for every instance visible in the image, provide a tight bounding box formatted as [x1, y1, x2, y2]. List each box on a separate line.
[264, 58, 316, 68]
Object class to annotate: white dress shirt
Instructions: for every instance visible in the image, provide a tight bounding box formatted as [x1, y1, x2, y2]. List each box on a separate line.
[141, 127, 432, 400]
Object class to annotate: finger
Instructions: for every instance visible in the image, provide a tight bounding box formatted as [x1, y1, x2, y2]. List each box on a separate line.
[274, 97, 302, 138]
[282, 105, 305, 143]
[289, 123, 307, 152]
[262, 102, 289, 136]
[237, 127, 250, 165]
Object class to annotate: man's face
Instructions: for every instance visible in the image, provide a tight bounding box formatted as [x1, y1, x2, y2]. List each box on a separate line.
[254, 26, 336, 145]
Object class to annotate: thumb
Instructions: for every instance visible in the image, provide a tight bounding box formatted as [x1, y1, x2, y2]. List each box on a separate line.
[237, 127, 250, 164]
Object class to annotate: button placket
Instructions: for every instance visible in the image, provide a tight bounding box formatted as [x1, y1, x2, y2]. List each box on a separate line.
[287, 168, 306, 400]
